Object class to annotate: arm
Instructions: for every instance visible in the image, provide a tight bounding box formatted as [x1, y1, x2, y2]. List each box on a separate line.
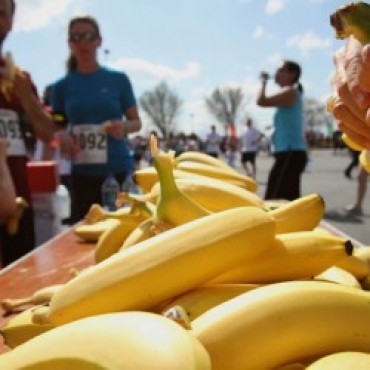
[256, 80, 296, 107]
[12, 72, 55, 143]
[0, 139, 16, 222]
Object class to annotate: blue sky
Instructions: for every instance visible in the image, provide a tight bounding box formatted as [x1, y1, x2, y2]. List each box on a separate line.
[6, 0, 345, 138]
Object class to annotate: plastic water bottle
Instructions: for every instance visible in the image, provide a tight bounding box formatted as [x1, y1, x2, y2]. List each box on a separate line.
[101, 173, 120, 211]
[54, 184, 71, 220]
[121, 172, 141, 195]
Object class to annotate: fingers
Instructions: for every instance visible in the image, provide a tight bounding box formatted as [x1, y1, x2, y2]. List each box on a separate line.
[338, 121, 370, 149]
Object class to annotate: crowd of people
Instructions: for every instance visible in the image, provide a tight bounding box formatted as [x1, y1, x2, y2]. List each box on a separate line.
[0, 0, 369, 267]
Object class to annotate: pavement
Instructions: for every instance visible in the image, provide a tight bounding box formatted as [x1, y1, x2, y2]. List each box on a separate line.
[52, 147, 370, 247]
[232, 148, 370, 246]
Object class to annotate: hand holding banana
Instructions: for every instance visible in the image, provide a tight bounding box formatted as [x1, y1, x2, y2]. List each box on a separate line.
[329, 2, 370, 152]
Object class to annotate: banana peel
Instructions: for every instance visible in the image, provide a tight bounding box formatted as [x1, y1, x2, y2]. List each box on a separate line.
[5, 197, 29, 235]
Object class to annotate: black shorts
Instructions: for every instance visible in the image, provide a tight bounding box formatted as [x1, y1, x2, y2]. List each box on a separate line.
[241, 152, 256, 164]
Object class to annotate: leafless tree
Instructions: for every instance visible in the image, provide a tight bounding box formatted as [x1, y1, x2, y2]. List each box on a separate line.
[205, 87, 245, 134]
[139, 82, 182, 138]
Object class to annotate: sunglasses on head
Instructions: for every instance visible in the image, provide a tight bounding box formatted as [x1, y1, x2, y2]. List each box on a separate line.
[69, 31, 99, 43]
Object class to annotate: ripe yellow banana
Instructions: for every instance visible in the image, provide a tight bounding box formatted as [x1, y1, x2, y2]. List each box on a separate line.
[307, 351, 370, 370]
[73, 217, 121, 242]
[176, 160, 257, 192]
[5, 196, 28, 235]
[46, 207, 275, 325]
[269, 193, 325, 234]
[330, 1, 370, 44]
[192, 280, 370, 370]
[342, 133, 364, 151]
[1, 284, 63, 313]
[151, 135, 211, 227]
[176, 150, 234, 170]
[210, 231, 353, 284]
[0, 306, 55, 348]
[148, 177, 265, 212]
[94, 218, 140, 263]
[0, 52, 19, 101]
[119, 217, 171, 250]
[359, 150, 370, 173]
[160, 283, 260, 321]
[336, 254, 370, 279]
[314, 265, 362, 289]
[0, 312, 211, 370]
[134, 166, 232, 193]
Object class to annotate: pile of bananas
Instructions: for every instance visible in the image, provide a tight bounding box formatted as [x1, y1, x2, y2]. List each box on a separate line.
[328, 1, 370, 172]
[1, 132, 370, 369]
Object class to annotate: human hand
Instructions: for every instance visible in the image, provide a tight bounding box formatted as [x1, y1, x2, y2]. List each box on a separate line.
[102, 120, 126, 140]
[259, 71, 269, 83]
[330, 36, 370, 149]
[56, 131, 80, 160]
[12, 70, 34, 104]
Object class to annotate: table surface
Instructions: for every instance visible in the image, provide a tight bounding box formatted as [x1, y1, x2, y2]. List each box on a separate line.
[0, 228, 95, 353]
[0, 220, 361, 354]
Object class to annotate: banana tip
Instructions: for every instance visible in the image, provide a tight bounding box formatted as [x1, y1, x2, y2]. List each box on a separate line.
[345, 240, 354, 256]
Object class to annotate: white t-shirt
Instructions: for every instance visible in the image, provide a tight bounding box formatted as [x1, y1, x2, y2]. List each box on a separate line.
[205, 132, 222, 153]
[241, 127, 261, 152]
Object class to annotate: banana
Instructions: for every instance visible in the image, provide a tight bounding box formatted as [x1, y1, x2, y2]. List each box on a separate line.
[151, 135, 211, 227]
[1, 284, 63, 313]
[209, 231, 353, 284]
[336, 254, 370, 279]
[330, 1, 370, 44]
[342, 133, 365, 152]
[192, 280, 370, 370]
[95, 218, 140, 263]
[0, 306, 55, 348]
[160, 284, 260, 321]
[119, 217, 171, 250]
[359, 150, 370, 173]
[361, 274, 370, 290]
[176, 160, 258, 192]
[0, 52, 19, 101]
[176, 150, 233, 170]
[5, 196, 29, 235]
[269, 193, 325, 234]
[148, 177, 265, 212]
[314, 265, 362, 289]
[46, 207, 275, 325]
[0, 312, 211, 370]
[73, 217, 121, 242]
[354, 247, 370, 266]
[307, 351, 370, 370]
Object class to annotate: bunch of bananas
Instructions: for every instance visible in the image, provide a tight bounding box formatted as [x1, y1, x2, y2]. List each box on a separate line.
[328, 1, 370, 172]
[1, 129, 370, 368]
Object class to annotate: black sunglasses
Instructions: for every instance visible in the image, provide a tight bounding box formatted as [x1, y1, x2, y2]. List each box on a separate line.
[69, 31, 99, 43]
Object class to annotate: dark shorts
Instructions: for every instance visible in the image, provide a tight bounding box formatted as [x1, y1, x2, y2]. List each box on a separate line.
[241, 151, 256, 164]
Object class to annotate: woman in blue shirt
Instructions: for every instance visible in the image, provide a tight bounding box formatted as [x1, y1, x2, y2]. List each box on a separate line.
[257, 60, 307, 200]
[51, 16, 142, 222]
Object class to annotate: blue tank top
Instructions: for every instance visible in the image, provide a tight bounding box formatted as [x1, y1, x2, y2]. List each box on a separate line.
[51, 67, 136, 176]
[272, 89, 306, 153]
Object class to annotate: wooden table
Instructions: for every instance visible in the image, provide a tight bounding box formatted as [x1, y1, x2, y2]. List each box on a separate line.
[0, 220, 362, 354]
[0, 228, 95, 353]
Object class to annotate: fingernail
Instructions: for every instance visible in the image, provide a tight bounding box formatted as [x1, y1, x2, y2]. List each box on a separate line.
[355, 92, 366, 106]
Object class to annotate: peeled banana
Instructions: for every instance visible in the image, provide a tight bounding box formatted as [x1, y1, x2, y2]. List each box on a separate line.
[0, 312, 211, 370]
[192, 280, 370, 370]
[46, 207, 275, 325]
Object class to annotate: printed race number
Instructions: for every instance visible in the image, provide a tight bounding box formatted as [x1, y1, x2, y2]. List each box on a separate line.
[0, 109, 26, 156]
[72, 124, 107, 164]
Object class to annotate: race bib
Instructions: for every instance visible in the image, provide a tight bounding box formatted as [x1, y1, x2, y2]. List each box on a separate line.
[72, 124, 107, 164]
[0, 109, 26, 156]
